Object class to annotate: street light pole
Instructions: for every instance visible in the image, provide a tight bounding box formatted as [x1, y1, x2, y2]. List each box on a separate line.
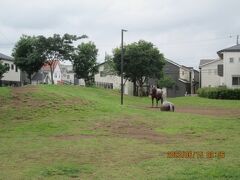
[121, 29, 127, 105]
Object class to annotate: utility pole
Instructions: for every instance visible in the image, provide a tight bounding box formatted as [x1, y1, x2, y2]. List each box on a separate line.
[121, 29, 127, 105]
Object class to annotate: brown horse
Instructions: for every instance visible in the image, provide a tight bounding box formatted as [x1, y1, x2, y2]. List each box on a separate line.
[150, 86, 163, 107]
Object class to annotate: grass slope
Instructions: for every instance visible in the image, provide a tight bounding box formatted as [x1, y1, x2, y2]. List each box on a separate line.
[0, 85, 239, 179]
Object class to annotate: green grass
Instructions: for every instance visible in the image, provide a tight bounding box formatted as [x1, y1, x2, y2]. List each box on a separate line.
[0, 85, 239, 179]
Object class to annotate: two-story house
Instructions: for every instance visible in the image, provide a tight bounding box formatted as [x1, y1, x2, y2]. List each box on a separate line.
[199, 44, 240, 88]
[155, 59, 199, 97]
[0, 53, 21, 86]
[217, 44, 240, 88]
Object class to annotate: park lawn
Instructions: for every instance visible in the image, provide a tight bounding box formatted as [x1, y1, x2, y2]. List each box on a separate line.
[0, 85, 239, 179]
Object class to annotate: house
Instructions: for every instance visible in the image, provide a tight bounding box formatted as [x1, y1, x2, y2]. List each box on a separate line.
[199, 44, 240, 88]
[217, 44, 240, 88]
[60, 64, 75, 84]
[94, 62, 134, 95]
[32, 61, 62, 84]
[152, 59, 199, 97]
[95, 59, 198, 97]
[199, 59, 223, 87]
[0, 53, 21, 86]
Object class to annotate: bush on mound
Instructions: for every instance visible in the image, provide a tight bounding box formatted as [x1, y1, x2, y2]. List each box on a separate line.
[197, 87, 240, 100]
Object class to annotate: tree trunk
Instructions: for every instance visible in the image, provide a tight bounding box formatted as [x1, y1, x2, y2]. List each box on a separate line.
[139, 81, 144, 97]
[50, 66, 54, 84]
[0, 79, 2, 87]
[133, 80, 137, 96]
[28, 73, 32, 84]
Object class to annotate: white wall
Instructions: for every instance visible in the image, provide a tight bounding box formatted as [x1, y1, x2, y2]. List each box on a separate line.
[52, 64, 62, 84]
[223, 52, 240, 88]
[201, 60, 223, 87]
[1, 59, 20, 82]
[179, 67, 190, 81]
[95, 64, 133, 95]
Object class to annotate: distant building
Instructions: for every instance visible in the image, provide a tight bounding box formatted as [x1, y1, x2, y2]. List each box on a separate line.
[32, 61, 62, 84]
[150, 59, 199, 97]
[199, 44, 240, 88]
[94, 62, 133, 95]
[0, 53, 21, 86]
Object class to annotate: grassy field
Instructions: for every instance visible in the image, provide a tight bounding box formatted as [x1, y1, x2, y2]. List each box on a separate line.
[0, 85, 239, 179]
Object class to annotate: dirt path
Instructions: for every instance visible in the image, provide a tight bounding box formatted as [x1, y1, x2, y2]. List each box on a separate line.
[145, 106, 240, 117]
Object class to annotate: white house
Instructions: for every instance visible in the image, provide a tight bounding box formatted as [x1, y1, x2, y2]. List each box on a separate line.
[0, 53, 21, 86]
[32, 61, 62, 84]
[199, 59, 223, 87]
[199, 44, 240, 88]
[94, 62, 134, 95]
[217, 44, 240, 88]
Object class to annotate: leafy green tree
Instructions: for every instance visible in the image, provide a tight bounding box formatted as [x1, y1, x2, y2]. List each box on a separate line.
[0, 61, 9, 86]
[158, 76, 175, 88]
[12, 35, 46, 83]
[113, 40, 165, 96]
[39, 34, 87, 84]
[73, 42, 98, 86]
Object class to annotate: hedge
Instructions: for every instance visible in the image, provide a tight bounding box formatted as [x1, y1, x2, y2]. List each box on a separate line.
[197, 87, 240, 100]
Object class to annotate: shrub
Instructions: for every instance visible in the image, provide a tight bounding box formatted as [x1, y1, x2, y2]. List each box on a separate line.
[197, 87, 240, 100]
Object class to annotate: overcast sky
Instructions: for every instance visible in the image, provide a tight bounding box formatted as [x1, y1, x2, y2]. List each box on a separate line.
[0, 0, 239, 68]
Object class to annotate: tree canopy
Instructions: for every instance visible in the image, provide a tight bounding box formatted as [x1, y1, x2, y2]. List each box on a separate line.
[73, 42, 98, 86]
[12, 33, 87, 84]
[113, 40, 165, 96]
[158, 76, 175, 88]
[12, 35, 46, 83]
[38, 34, 87, 84]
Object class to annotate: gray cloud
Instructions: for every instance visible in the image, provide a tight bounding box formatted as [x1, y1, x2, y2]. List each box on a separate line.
[0, 0, 239, 68]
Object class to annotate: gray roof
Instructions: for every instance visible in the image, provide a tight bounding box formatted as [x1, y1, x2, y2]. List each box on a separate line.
[217, 44, 240, 58]
[199, 59, 216, 67]
[164, 58, 181, 67]
[0, 53, 13, 61]
[218, 44, 240, 54]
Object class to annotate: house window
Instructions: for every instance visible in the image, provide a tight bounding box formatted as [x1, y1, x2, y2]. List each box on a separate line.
[182, 71, 184, 76]
[54, 73, 57, 78]
[232, 76, 240, 85]
[11, 64, 14, 70]
[229, 58, 234, 63]
[67, 75, 70, 79]
[15, 66, 18, 72]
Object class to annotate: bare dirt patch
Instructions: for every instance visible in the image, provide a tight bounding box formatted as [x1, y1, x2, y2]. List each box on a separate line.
[94, 117, 169, 143]
[176, 106, 240, 117]
[10, 86, 90, 109]
[11, 86, 43, 107]
[144, 105, 240, 117]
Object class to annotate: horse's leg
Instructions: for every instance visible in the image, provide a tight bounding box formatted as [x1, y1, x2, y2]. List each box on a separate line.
[156, 99, 159, 107]
[152, 97, 154, 107]
[161, 97, 163, 105]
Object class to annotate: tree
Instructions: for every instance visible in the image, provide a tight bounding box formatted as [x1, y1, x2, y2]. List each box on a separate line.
[40, 34, 87, 84]
[0, 62, 9, 86]
[113, 40, 165, 96]
[158, 76, 175, 88]
[73, 42, 98, 86]
[12, 35, 46, 84]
